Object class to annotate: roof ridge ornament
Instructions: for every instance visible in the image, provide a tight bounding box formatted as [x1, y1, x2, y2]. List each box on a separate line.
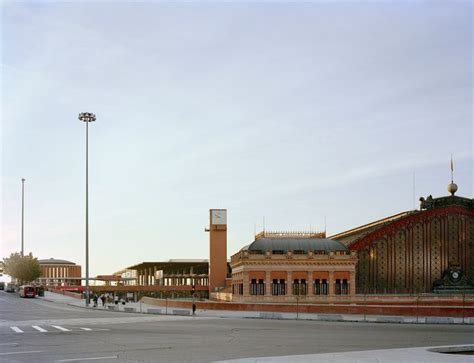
[255, 230, 326, 240]
[419, 194, 473, 210]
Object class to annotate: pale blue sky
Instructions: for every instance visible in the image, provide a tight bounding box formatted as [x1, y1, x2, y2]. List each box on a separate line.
[1, 1, 472, 277]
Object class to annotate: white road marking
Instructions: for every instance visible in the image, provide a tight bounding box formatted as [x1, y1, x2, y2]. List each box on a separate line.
[79, 327, 92, 331]
[32, 325, 48, 332]
[0, 350, 43, 356]
[51, 325, 70, 332]
[10, 326, 23, 333]
[55, 355, 117, 362]
[0, 314, 201, 328]
[0, 343, 18, 346]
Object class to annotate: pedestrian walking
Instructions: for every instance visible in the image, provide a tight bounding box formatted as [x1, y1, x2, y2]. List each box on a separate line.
[114, 295, 119, 305]
[93, 294, 98, 307]
[100, 294, 106, 307]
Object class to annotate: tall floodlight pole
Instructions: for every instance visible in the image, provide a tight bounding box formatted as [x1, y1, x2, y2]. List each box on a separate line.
[21, 178, 25, 256]
[78, 112, 96, 307]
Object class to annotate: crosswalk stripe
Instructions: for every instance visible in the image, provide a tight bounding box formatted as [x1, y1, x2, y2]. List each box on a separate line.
[80, 327, 92, 331]
[32, 325, 48, 332]
[51, 325, 70, 332]
[10, 326, 23, 333]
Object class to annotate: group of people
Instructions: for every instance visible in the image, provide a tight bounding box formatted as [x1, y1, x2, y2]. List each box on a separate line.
[91, 293, 127, 307]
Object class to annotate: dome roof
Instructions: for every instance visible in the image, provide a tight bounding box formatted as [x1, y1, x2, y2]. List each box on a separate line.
[38, 258, 76, 265]
[246, 237, 348, 253]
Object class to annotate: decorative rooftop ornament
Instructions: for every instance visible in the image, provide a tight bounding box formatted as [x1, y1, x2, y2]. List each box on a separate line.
[255, 230, 326, 240]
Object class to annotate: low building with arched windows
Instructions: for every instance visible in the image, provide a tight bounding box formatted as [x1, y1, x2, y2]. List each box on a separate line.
[230, 231, 358, 302]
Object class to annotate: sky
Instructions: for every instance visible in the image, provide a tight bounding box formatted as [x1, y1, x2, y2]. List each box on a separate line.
[1, 0, 472, 278]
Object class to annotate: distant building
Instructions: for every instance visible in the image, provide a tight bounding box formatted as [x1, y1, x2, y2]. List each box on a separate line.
[114, 268, 138, 286]
[38, 258, 81, 286]
[126, 260, 209, 286]
[230, 231, 358, 302]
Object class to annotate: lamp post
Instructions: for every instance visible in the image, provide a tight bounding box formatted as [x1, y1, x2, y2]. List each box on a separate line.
[21, 178, 25, 256]
[78, 112, 96, 307]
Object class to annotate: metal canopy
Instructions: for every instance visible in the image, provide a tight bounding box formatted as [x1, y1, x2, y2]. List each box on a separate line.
[126, 260, 209, 272]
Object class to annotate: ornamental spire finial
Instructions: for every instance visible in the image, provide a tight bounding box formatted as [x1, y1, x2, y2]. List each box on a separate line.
[448, 154, 458, 196]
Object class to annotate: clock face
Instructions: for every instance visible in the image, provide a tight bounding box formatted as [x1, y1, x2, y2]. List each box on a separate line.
[211, 210, 227, 225]
[449, 269, 462, 284]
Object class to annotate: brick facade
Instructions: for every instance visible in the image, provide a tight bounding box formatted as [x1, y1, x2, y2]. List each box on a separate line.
[230, 232, 358, 303]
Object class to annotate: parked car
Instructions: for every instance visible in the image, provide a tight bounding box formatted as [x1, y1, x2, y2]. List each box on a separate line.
[0, 282, 4, 290]
[5, 283, 18, 292]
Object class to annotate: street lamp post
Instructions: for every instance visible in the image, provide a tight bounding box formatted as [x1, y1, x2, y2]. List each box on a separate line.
[21, 178, 25, 256]
[78, 112, 96, 307]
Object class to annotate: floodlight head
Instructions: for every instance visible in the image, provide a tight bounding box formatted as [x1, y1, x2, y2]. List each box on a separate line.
[78, 112, 96, 122]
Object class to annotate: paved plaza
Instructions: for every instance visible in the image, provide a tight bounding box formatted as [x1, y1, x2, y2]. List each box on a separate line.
[0, 291, 473, 362]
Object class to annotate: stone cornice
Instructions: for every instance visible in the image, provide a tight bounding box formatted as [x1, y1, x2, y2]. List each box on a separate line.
[234, 259, 357, 267]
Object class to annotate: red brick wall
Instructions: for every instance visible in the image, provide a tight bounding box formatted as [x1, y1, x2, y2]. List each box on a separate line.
[249, 271, 265, 279]
[141, 296, 474, 317]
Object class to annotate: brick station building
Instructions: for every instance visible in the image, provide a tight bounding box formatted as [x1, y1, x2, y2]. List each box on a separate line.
[230, 231, 358, 302]
[105, 184, 473, 303]
[331, 183, 474, 294]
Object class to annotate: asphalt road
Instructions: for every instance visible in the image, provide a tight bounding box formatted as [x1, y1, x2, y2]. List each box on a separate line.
[1, 290, 473, 362]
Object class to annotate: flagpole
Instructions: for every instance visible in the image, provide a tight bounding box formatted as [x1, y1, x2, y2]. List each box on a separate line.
[450, 154, 454, 183]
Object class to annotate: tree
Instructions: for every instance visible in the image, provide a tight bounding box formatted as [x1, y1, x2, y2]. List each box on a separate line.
[3, 252, 41, 284]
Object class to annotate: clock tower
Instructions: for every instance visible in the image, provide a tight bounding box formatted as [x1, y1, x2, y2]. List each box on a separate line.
[208, 209, 227, 292]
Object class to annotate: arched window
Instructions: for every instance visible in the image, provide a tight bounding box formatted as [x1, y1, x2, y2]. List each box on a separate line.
[271, 279, 286, 295]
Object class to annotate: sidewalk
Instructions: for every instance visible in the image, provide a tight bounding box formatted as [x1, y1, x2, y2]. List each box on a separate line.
[38, 292, 474, 324]
[39, 292, 141, 312]
[40, 291, 84, 305]
[217, 345, 474, 363]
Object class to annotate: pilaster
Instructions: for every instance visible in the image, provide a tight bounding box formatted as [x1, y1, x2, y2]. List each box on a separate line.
[350, 270, 356, 295]
[307, 271, 314, 296]
[329, 270, 335, 296]
[243, 271, 249, 297]
[265, 271, 271, 296]
[287, 271, 293, 296]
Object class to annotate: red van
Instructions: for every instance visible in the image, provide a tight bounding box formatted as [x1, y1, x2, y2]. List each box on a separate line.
[19, 285, 36, 298]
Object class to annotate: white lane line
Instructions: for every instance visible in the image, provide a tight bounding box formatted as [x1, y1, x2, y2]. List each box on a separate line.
[32, 325, 48, 332]
[55, 356, 117, 362]
[0, 350, 43, 356]
[79, 327, 92, 331]
[0, 343, 19, 346]
[51, 325, 70, 332]
[10, 326, 23, 333]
